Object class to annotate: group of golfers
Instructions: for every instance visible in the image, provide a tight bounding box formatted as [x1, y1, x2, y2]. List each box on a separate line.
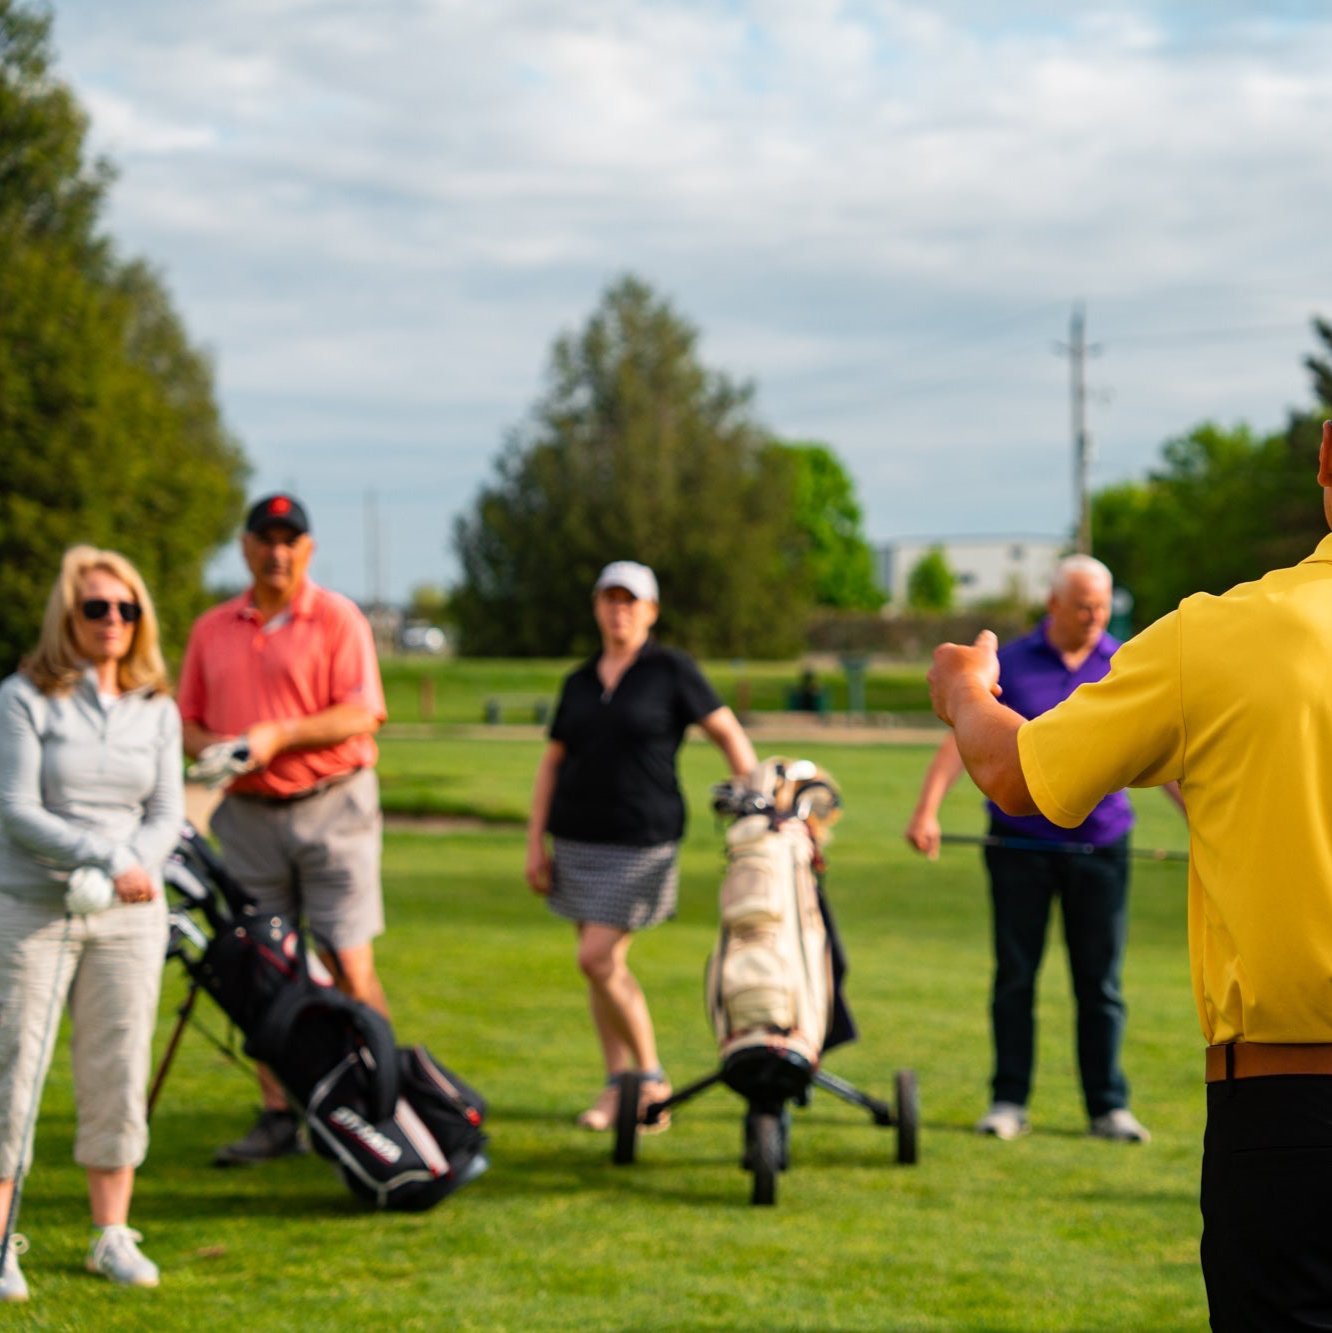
[5, 422, 1332, 1328]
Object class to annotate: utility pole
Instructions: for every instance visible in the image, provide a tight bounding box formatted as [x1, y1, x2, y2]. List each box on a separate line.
[1054, 303, 1099, 554]
[365, 489, 384, 609]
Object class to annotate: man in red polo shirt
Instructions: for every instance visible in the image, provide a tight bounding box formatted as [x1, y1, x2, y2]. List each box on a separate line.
[177, 493, 390, 1165]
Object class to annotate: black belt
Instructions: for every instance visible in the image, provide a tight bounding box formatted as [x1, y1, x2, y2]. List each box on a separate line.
[230, 768, 363, 806]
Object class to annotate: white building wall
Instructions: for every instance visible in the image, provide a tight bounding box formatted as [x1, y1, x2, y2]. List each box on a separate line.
[878, 536, 1066, 608]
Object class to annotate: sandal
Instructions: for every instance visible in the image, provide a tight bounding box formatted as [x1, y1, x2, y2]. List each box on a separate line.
[576, 1078, 620, 1131]
[639, 1069, 672, 1135]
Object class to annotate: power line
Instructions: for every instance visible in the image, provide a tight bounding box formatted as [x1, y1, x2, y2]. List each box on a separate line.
[1095, 323, 1306, 349]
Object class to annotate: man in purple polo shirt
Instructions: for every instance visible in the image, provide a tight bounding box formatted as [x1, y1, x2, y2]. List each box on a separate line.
[906, 555, 1182, 1143]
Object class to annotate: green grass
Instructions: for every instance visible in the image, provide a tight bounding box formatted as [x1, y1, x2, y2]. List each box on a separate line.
[375, 732, 540, 822]
[14, 738, 1205, 1330]
[380, 656, 936, 726]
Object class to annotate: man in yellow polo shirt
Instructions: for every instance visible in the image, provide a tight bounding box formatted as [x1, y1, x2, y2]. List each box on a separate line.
[926, 420, 1332, 1330]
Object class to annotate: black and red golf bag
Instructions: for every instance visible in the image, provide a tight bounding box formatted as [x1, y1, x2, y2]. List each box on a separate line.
[161, 824, 489, 1210]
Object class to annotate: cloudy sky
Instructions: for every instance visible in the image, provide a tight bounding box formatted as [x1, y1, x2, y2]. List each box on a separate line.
[48, 0, 1332, 603]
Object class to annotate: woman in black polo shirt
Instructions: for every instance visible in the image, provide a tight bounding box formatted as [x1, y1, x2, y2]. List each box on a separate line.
[525, 561, 756, 1132]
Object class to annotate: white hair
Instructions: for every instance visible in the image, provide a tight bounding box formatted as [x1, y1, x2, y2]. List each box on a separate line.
[1050, 554, 1113, 596]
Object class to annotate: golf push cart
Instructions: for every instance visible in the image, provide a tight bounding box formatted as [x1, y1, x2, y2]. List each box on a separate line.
[612, 758, 919, 1205]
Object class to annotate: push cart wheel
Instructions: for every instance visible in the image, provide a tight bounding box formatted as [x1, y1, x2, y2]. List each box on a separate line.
[742, 1104, 792, 1172]
[895, 1069, 920, 1166]
[613, 1071, 643, 1165]
[750, 1111, 782, 1205]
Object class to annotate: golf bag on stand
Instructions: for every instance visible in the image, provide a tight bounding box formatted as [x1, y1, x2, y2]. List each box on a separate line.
[612, 758, 919, 1205]
[157, 823, 489, 1210]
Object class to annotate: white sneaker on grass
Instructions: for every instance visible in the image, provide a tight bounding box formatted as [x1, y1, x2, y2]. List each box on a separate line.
[0, 1234, 29, 1302]
[1089, 1107, 1151, 1143]
[86, 1225, 159, 1287]
[975, 1101, 1030, 1140]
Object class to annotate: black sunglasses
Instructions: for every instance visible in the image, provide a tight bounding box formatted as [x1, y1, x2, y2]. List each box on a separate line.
[80, 599, 142, 624]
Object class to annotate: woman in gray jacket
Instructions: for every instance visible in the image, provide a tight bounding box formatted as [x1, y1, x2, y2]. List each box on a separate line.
[0, 546, 183, 1303]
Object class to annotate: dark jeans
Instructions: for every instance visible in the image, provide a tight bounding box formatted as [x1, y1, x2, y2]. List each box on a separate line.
[983, 822, 1130, 1116]
[1202, 1076, 1332, 1331]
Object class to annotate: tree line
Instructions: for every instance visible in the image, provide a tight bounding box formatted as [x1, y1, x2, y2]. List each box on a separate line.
[0, 0, 247, 672]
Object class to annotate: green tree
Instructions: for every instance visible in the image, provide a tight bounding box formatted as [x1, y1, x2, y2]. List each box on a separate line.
[1304, 316, 1332, 409]
[406, 583, 450, 625]
[0, 0, 247, 670]
[1091, 415, 1327, 628]
[452, 275, 805, 657]
[906, 546, 955, 611]
[763, 440, 883, 610]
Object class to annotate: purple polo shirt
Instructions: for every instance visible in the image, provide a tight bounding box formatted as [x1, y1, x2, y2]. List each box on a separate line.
[985, 619, 1134, 846]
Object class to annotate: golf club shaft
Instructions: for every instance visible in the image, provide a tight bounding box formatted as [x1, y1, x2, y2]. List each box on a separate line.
[939, 832, 1188, 863]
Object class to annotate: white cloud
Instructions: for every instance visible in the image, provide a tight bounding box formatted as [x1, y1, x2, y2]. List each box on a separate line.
[46, 0, 1332, 600]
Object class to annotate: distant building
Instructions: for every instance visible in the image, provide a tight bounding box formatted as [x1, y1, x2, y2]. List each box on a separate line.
[878, 535, 1066, 609]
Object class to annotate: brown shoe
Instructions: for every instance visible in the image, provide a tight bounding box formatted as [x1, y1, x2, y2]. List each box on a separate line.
[576, 1082, 619, 1131]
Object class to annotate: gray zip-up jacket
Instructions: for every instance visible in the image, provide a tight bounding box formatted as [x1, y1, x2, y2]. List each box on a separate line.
[0, 669, 184, 901]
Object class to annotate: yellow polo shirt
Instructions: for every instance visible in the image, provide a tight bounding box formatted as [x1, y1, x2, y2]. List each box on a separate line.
[1019, 534, 1332, 1045]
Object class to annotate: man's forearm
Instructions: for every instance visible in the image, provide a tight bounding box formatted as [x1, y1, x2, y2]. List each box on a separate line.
[189, 704, 382, 770]
[254, 703, 382, 757]
[911, 733, 966, 819]
[950, 686, 1036, 816]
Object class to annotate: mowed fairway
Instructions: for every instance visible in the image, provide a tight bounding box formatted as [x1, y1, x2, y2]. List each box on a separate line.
[14, 736, 1206, 1331]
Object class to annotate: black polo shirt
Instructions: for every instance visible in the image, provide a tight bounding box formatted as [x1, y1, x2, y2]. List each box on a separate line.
[547, 639, 723, 846]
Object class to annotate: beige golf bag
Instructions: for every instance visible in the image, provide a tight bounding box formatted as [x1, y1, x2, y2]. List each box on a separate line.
[705, 758, 841, 1076]
[706, 812, 832, 1068]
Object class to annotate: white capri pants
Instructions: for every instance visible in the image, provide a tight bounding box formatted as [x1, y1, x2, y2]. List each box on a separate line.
[0, 890, 167, 1178]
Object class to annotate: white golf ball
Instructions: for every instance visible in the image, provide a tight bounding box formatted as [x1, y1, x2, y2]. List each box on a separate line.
[66, 865, 115, 915]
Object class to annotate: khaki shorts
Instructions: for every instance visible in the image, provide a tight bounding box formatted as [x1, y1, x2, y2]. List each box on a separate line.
[211, 768, 384, 953]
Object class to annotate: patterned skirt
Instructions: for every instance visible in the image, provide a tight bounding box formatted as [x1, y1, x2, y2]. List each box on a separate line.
[548, 838, 680, 931]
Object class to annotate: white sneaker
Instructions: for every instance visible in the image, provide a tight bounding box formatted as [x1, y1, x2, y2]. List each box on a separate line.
[1089, 1108, 1151, 1143]
[86, 1225, 160, 1287]
[975, 1101, 1030, 1140]
[0, 1234, 29, 1302]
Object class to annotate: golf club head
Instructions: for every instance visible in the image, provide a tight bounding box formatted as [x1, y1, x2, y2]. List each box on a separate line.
[165, 910, 208, 963]
[792, 779, 842, 823]
[711, 778, 771, 820]
[175, 822, 255, 916]
[162, 858, 211, 907]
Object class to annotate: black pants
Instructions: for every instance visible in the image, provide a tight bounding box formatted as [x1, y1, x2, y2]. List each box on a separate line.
[1202, 1075, 1332, 1330]
[983, 824, 1130, 1116]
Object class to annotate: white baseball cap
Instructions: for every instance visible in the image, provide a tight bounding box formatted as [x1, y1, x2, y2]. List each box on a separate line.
[593, 560, 659, 602]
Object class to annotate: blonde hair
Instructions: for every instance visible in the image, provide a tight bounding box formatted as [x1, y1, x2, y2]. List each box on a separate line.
[22, 546, 170, 697]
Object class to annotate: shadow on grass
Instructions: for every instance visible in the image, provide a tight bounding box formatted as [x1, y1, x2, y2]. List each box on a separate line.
[473, 1128, 924, 1212]
[133, 1184, 361, 1223]
[1064, 1184, 1199, 1207]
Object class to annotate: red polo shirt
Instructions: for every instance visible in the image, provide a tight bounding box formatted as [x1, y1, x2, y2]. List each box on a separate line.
[177, 579, 386, 798]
